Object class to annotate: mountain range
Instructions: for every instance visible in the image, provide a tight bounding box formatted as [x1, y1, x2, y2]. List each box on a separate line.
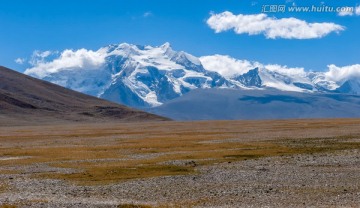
[24, 43, 360, 110]
[20, 42, 360, 120]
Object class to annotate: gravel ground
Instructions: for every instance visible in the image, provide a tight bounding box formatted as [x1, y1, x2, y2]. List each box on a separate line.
[1, 149, 360, 207]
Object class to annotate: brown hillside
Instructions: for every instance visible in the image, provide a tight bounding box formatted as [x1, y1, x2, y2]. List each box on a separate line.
[0, 66, 169, 126]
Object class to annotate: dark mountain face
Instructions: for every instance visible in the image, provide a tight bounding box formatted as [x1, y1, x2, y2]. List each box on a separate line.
[0, 66, 169, 126]
[149, 88, 360, 121]
[336, 79, 360, 95]
[233, 68, 262, 87]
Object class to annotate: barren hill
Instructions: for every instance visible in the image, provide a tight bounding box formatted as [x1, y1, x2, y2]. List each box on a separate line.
[0, 66, 168, 126]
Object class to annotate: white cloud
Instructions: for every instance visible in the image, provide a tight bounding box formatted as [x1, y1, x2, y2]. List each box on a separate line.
[338, 7, 354, 16]
[206, 11, 345, 39]
[264, 64, 306, 77]
[356, 6, 360, 15]
[29, 50, 55, 66]
[200, 55, 261, 77]
[200, 54, 305, 77]
[15, 58, 25, 65]
[143, 11, 153, 18]
[25, 49, 107, 78]
[325, 64, 360, 83]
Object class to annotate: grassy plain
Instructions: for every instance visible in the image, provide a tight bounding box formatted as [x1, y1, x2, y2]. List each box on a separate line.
[1, 119, 360, 186]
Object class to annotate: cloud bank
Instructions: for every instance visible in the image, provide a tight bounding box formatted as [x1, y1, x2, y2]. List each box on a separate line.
[200, 55, 306, 78]
[206, 11, 345, 39]
[25, 49, 107, 78]
[326, 64, 360, 83]
[200, 54, 360, 85]
[199, 55, 261, 77]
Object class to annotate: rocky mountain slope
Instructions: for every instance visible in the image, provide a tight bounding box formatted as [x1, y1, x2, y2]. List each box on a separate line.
[0, 66, 168, 125]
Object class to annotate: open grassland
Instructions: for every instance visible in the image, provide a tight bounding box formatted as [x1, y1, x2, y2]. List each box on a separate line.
[1, 119, 360, 185]
[1, 119, 360, 207]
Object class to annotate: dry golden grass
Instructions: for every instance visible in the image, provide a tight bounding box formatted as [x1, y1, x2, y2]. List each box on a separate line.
[1, 119, 360, 185]
[0, 204, 17, 208]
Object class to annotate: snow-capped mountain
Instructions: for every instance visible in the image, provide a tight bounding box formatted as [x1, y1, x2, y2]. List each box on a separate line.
[25, 43, 236, 108]
[24, 43, 360, 108]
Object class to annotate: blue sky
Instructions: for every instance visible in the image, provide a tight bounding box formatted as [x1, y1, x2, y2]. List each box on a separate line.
[0, 0, 359, 72]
